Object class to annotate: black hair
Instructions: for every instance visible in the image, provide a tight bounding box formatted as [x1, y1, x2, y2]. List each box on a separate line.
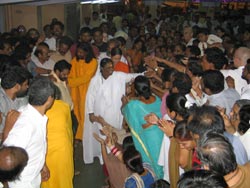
[28, 76, 56, 105]
[187, 46, 201, 57]
[177, 169, 228, 188]
[197, 131, 237, 176]
[187, 106, 225, 137]
[134, 75, 151, 100]
[172, 72, 192, 95]
[238, 104, 250, 134]
[0, 146, 28, 182]
[34, 42, 49, 57]
[0, 38, 11, 50]
[79, 27, 92, 36]
[54, 59, 72, 72]
[12, 44, 32, 61]
[161, 68, 176, 83]
[123, 147, 144, 175]
[197, 27, 209, 35]
[111, 47, 122, 57]
[166, 93, 189, 120]
[50, 20, 64, 31]
[76, 42, 95, 63]
[59, 36, 73, 47]
[174, 120, 193, 141]
[151, 179, 170, 188]
[202, 70, 224, 94]
[122, 136, 135, 151]
[92, 27, 103, 35]
[100, 58, 113, 68]
[43, 24, 50, 32]
[116, 36, 126, 47]
[1, 66, 32, 89]
[204, 47, 228, 70]
[187, 57, 203, 77]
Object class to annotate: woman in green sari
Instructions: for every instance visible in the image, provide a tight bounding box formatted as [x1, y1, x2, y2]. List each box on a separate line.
[122, 75, 164, 179]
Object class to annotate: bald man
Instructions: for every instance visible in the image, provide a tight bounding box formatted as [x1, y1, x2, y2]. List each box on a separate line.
[0, 146, 28, 187]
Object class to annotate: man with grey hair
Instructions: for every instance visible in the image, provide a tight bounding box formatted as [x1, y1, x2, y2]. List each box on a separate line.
[221, 47, 250, 95]
[198, 131, 250, 188]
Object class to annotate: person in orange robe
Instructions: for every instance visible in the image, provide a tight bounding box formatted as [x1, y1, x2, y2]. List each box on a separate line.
[68, 42, 97, 140]
[111, 47, 129, 73]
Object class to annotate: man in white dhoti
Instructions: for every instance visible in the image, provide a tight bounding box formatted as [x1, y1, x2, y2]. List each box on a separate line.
[83, 58, 142, 164]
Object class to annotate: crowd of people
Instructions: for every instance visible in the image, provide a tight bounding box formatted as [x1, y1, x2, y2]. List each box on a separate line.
[0, 2, 250, 188]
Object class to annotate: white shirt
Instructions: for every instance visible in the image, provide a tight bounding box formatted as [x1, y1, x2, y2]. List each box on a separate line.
[207, 88, 240, 115]
[241, 84, 250, 100]
[31, 55, 55, 71]
[221, 66, 248, 95]
[4, 104, 48, 188]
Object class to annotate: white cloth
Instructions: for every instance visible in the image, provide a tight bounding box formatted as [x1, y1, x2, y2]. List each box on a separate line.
[158, 115, 184, 182]
[207, 88, 240, 115]
[3, 104, 48, 188]
[198, 34, 222, 56]
[82, 71, 141, 164]
[186, 38, 195, 47]
[31, 55, 55, 71]
[221, 66, 248, 95]
[158, 135, 170, 182]
[241, 84, 250, 100]
[44, 37, 56, 51]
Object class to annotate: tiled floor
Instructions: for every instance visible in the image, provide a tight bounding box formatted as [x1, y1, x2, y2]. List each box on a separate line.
[73, 142, 106, 188]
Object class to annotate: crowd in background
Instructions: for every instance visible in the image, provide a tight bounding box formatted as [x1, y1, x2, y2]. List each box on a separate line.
[0, 2, 250, 188]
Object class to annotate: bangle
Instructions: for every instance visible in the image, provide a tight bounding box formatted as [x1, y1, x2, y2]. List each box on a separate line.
[112, 148, 119, 155]
[115, 151, 121, 157]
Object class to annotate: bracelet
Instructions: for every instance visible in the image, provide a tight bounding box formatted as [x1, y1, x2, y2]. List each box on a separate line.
[112, 148, 119, 155]
[115, 150, 121, 157]
[169, 136, 173, 139]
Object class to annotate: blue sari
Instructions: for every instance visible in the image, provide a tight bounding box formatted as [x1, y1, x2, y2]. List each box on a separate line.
[122, 96, 164, 179]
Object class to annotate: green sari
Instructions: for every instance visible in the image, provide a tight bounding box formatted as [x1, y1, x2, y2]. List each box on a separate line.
[122, 96, 164, 179]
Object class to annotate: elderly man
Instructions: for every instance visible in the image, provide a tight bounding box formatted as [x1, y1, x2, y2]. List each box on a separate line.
[183, 26, 195, 47]
[221, 47, 250, 95]
[28, 42, 55, 76]
[0, 146, 28, 188]
[198, 131, 250, 188]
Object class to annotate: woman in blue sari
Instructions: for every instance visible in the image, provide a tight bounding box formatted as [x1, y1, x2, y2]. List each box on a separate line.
[122, 75, 164, 179]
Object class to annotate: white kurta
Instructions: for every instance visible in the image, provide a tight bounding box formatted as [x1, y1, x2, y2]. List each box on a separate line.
[4, 104, 48, 188]
[82, 71, 141, 164]
[221, 66, 248, 95]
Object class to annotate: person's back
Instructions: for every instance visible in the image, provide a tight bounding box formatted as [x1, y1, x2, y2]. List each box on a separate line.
[3, 77, 55, 188]
[123, 147, 156, 188]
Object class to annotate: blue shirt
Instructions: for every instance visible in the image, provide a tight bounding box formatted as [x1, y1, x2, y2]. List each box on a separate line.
[224, 132, 248, 165]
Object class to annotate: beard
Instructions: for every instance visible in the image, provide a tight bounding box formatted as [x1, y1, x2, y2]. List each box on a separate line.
[16, 89, 28, 98]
